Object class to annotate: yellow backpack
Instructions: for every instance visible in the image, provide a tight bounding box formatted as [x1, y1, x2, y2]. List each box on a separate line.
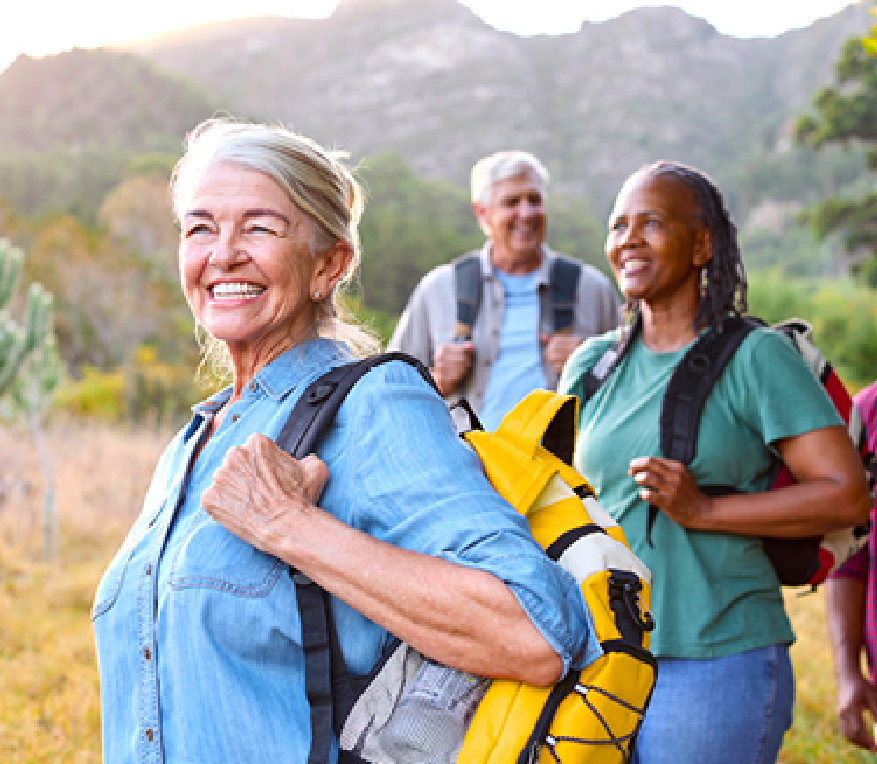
[281, 354, 657, 764]
[457, 390, 656, 763]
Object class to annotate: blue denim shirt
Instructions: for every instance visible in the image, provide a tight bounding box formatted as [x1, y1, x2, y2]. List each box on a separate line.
[92, 339, 597, 764]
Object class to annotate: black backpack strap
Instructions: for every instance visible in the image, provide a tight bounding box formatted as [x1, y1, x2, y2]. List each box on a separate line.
[644, 315, 757, 544]
[276, 351, 439, 458]
[277, 351, 438, 764]
[581, 312, 642, 403]
[454, 252, 581, 339]
[294, 568, 371, 764]
[294, 570, 344, 764]
[453, 252, 482, 342]
[549, 257, 582, 335]
[660, 315, 757, 464]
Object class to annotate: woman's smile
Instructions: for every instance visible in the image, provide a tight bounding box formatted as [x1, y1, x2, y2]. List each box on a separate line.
[179, 161, 320, 367]
[209, 282, 267, 300]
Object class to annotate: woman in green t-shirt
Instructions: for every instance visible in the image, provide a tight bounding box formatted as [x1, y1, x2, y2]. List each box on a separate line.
[558, 161, 870, 764]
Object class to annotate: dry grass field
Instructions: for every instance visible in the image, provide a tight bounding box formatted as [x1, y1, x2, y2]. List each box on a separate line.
[0, 422, 872, 763]
[0, 422, 168, 763]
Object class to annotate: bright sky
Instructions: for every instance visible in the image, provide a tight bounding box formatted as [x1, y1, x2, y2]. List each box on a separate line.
[0, 0, 864, 75]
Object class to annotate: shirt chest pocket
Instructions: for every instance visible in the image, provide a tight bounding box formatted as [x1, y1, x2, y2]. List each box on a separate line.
[91, 507, 158, 620]
[168, 511, 286, 596]
[92, 544, 136, 620]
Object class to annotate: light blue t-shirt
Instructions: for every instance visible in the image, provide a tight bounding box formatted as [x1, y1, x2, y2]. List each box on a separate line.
[479, 269, 547, 430]
[93, 338, 597, 764]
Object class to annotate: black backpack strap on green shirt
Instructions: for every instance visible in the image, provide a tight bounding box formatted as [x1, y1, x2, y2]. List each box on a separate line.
[453, 251, 583, 340]
[659, 317, 829, 585]
[581, 311, 642, 403]
[581, 313, 758, 546]
[649, 314, 757, 545]
[275, 351, 438, 764]
[659, 315, 758, 463]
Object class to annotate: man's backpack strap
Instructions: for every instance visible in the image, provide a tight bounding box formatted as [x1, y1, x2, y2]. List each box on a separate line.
[453, 253, 482, 341]
[549, 257, 582, 335]
[454, 251, 584, 341]
[276, 352, 438, 764]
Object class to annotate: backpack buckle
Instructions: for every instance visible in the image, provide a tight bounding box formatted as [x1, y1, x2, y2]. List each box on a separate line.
[307, 383, 337, 404]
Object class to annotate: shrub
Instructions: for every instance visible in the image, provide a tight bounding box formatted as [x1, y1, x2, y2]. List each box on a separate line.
[748, 271, 877, 387]
[53, 366, 124, 422]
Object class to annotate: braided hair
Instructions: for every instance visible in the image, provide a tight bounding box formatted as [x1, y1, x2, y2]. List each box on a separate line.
[622, 161, 747, 333]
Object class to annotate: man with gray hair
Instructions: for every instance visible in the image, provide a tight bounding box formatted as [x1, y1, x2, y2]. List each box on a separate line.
[389, 150, 620, 430]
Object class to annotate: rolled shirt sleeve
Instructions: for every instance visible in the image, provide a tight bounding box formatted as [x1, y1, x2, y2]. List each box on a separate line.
[320, 359, 600, 672]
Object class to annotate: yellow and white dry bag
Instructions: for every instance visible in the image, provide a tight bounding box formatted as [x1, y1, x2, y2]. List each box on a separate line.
[457, 390, 657, 764]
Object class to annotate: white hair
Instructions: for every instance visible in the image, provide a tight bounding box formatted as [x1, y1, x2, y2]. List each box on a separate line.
[470, 150, 550, 206]
[171, 118, 379, 368]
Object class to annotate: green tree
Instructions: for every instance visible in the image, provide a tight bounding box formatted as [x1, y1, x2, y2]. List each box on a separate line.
[795, 34, 877, 285]
[357, 152, 484, 317]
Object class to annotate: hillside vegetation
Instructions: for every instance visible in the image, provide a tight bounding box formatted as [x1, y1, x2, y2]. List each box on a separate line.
[0, 0, 873, 222]
[0, 0, 874, 420]
[0, 48, 220, 221]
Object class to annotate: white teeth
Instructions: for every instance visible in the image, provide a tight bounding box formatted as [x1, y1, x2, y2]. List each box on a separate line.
[211, 283, 265, 298]
[623, 259, 649, 271]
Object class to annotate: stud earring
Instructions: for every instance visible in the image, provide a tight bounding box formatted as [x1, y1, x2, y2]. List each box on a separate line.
[313, 290, 322, 300]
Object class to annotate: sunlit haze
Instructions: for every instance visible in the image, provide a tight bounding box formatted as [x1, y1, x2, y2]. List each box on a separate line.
[0, 0, 864, 75]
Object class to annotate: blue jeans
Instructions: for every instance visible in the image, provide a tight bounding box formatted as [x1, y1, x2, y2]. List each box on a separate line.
[632, 644, 794, 764]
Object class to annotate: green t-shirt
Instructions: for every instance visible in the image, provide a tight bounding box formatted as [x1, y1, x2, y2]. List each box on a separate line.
[558, 325, 842, 658]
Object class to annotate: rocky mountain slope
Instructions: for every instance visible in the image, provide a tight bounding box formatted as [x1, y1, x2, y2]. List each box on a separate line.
[118, 0, 873, 214]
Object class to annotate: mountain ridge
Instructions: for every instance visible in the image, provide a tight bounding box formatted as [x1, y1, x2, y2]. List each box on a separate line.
[114, 0, 873, 214]
[0, 0, 872, 220]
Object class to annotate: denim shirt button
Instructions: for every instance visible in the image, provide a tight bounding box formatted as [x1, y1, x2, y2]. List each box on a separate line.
[145, 564, 152, 576]
[144, 646, 151, 660]
[247, 381, 258, 393]
[145, 728, 154, 743]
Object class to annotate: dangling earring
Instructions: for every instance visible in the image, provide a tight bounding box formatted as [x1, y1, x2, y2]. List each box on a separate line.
[699, 265, 709, 297]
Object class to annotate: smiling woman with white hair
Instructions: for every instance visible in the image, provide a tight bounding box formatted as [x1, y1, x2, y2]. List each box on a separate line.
[91, 119, 596, 764]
